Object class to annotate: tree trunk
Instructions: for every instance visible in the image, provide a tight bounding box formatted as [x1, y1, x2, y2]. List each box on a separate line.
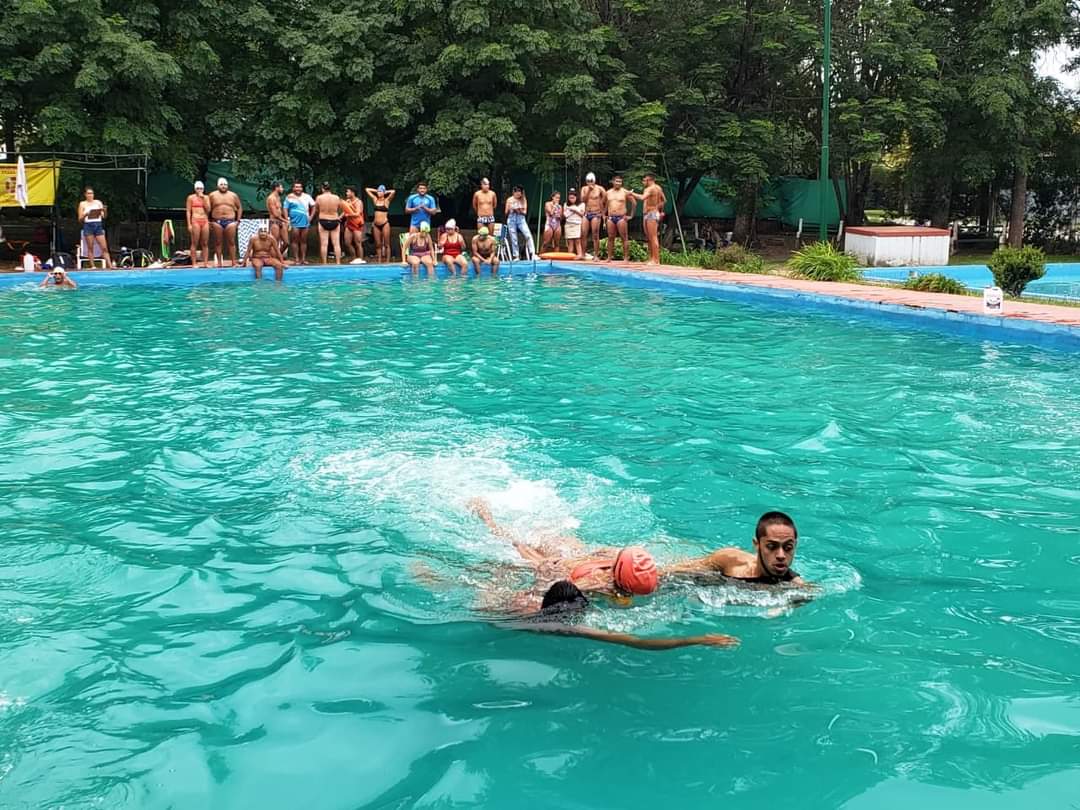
[1008, 164, 1027, 248]
[930, 173, 952, 229]
[662, 173, 702, 248]
[732, 181, 757, 246]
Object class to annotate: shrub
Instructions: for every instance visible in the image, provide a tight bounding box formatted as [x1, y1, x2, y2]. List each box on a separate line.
[789, 241, 862, 282]
[987, 246, 1047, 297]
[658, 246, 766, 274]
[595, 237, 649, 263]
[903, 273, 968, 295]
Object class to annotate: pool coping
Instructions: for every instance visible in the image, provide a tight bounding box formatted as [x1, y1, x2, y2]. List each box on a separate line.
[5, 260, 1080, 350]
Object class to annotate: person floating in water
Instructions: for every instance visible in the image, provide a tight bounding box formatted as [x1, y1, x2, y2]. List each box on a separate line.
[40, 267, 77, 289]
[500, 579, 738, 650]
[468, 498, 660, 602]
[662, 511, 804, 585]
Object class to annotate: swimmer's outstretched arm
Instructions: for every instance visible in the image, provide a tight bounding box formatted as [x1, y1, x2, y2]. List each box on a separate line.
[466, 497, 550, 564]
[512, 622, 739, 651]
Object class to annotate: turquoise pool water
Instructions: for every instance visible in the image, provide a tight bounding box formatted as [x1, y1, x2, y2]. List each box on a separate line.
[2, 276, 1079, 809]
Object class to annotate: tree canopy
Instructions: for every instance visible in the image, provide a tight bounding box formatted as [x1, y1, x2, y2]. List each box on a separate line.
[2, 0, 1079, 241]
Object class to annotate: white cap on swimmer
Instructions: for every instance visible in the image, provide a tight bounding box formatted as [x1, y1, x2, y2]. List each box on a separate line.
[217, 177, 228, 187]
[445, 218, 457, 230]
[586, 172, 596, 183]
[194, 181, 204, 190]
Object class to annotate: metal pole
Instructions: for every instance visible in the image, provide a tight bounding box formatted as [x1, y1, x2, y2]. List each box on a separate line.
[819, 0, 832, 243]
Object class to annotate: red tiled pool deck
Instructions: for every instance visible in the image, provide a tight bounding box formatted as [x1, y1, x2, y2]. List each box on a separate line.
[584, 261, 1080, 329]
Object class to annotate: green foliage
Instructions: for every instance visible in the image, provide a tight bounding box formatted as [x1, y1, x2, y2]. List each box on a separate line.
[789, 242, 862, 283]
[657, 246, 766, 274]
[597, 238, 650, 263]
[903, 273, 968, 295]
[988, 246, 1047, 297]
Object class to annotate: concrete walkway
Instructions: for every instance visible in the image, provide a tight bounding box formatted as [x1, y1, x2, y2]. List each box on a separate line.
[583, 262, 1080, 329]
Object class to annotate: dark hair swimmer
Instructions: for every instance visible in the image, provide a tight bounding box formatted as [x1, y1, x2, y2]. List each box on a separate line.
[508, 580, 737, 651]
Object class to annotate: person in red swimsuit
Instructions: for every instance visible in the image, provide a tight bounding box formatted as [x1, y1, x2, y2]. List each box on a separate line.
[341, 186, 365, 262]
[439, 219, 469, 275]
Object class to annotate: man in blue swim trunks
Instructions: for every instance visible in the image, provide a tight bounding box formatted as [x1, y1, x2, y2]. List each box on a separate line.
[209, 178, 243, 267]
[284, 181, 315, 264]
[581, 173, 606, 259]
[604, 175, 636, 262]
[405, 182, 439, 233]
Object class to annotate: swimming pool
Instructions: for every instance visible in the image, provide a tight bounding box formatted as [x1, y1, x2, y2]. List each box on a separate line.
[2, 276, 1079, 808]
[863, 262, 1080, 301]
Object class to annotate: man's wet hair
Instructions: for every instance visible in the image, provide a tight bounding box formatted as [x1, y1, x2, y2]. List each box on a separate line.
[321, 181, 331, 191]
[540, 580, 588, 614]
[272, 181, 284, 190]
[755, 511, 797, 540]
[644, 173, 655, 181]
[612, 174, 623, 181]
[292, 180, 304, 188]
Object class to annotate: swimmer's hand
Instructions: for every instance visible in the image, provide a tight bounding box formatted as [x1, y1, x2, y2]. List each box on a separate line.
[693, 634, 740, 648]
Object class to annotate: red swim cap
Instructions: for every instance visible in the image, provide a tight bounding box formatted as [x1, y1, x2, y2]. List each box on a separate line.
[612, 546, 658, 595]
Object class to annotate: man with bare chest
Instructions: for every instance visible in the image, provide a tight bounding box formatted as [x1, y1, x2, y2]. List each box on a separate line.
[629, 174, 667, 264]
[266, 182, 288, 253]
[314, 182, 344, 264]
[604, 175, 636, 261]
[472, 178, 498, 229]
[580, 173, 606, 259]
[243, 227, 286, 281]
[209, 178, 243, 266]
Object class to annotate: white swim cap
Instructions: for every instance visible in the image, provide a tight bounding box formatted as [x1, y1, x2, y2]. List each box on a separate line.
[217, 177, 228, 187]
[586, 172, 596, 183]
[194, 180, 205, 190]
[445, 218, 457, 230]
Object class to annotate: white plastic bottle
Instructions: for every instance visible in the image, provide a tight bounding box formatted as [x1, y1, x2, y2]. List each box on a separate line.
[983, 286, 1004, 315]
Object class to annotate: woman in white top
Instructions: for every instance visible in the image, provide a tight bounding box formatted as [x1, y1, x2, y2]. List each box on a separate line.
[78, 187, 113, 268]
[563, 188, 586, 260]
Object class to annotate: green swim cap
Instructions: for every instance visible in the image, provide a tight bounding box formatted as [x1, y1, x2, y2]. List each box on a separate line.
[420, 221, 431, 232]
[478, 226, 489, 236]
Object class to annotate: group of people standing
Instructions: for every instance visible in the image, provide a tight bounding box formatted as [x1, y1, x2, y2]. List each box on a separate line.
[179, 172, 669, 277]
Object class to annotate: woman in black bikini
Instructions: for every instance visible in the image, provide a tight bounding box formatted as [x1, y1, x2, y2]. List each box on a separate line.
[365, 184, 396, 262]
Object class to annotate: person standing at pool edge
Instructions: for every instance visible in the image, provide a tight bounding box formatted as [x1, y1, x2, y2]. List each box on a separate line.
[365, 184, 396, 262]
[266, 181, 288, 254]
[605, 175, 635, 262]
[630, 174, 666, 265]
[209, 178, 243, 267]
[581, 173, 606, 259]
[341, 186, 365, 262]
[314, 182, 344, 264]
[186, 181, 210, 268]
[78, 187, 114, 268]
[504, 186, 535, 260]
[406, 182, 439, 233]
[472, 178, 498, 229]
[285, 182, 315, 265]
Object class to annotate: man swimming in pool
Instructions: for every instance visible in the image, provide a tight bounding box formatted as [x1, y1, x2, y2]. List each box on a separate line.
[497, 580, 738, 650]
[662, 511, 805, 585]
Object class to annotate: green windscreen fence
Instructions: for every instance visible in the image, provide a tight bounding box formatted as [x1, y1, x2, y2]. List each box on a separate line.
[148, 163, 844, 226]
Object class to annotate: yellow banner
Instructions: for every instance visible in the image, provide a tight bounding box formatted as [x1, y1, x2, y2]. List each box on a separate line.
[0, 160, 61, 207]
